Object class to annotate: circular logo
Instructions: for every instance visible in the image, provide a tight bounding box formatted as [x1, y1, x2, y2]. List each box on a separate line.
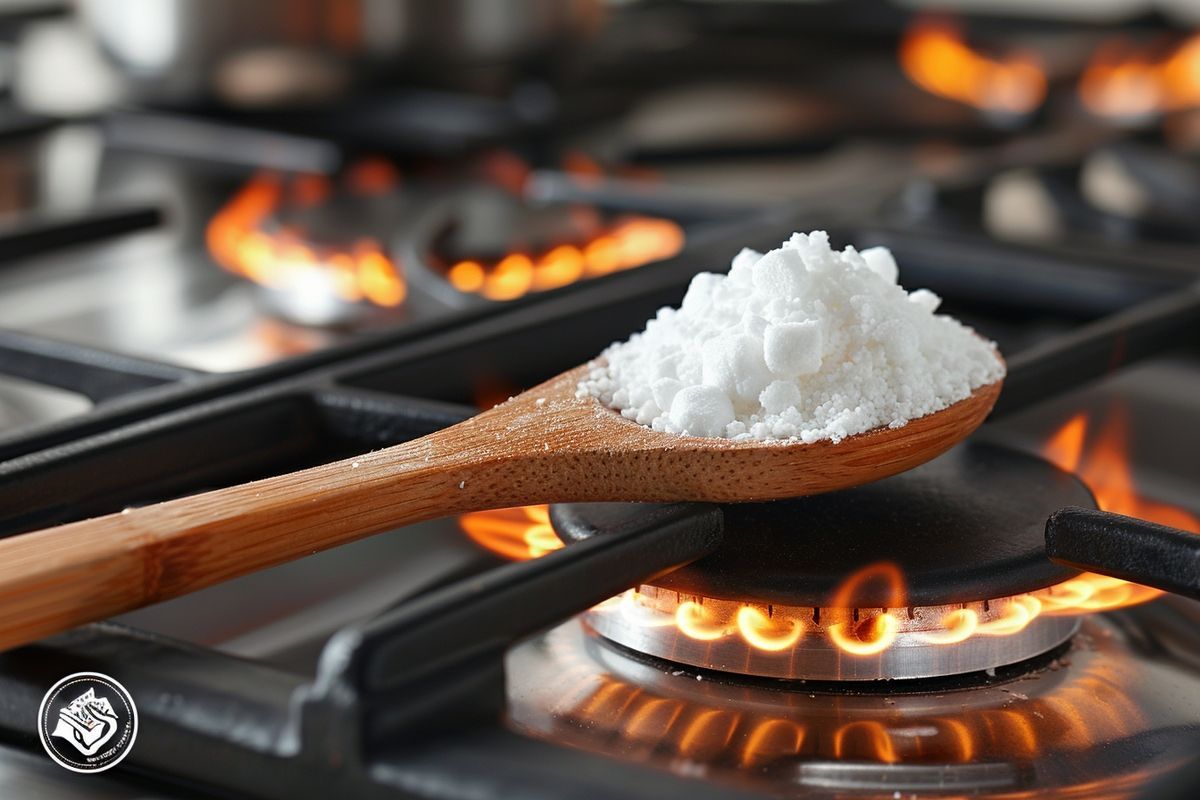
[38, 672, 137, 773]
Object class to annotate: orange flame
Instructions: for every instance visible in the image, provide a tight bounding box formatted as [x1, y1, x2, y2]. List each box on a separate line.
[975, 594, 1041, 636]
[444, 216, 684, 302]
[1079, 35, 1200, 119]
[828, 613, 901, 656]
[918, 607, 978, 644]
[590, 568, 1162, 657]
[825, 561, 905, 655]
[477, 149, 533, 195]
[561, 150, 606, 186]
[346, 157, 401, 196]
[1044, 413, 1088, 473]
[459, 505, 563, 561]
[675, 601, 730, 641]
[735, 606, 804, 651]
[900, 17, 1047, 115]
[207, 167, 406, 307]
[1037, 405, 1198, 612]
[471, 375, 522, 411]
[1046, 407, 1200, 532]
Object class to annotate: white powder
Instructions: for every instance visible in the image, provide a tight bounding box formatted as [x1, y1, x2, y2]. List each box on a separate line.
[577, 231, 1004, 443]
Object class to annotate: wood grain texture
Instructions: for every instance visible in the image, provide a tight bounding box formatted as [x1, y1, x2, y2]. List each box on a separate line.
[0, 363, 1002, 651]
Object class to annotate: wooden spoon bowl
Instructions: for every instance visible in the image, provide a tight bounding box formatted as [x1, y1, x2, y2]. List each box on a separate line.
[446, 364, 1004, 505]
[0, 362, 1002, 651]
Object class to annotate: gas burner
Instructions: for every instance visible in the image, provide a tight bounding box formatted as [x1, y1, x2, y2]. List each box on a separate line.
[406, 184, 684, 305]
[552, 444, 1098, 681]
[206, 160, 410, 324]
[1079, 33, 1200, 122]
[900, 16, 1047, 119]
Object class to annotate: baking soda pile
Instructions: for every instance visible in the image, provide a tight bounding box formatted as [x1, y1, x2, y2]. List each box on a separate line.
[577, 231, 1005, 443]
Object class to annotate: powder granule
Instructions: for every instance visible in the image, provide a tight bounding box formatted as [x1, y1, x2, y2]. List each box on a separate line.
[577, 231, 1005, 443]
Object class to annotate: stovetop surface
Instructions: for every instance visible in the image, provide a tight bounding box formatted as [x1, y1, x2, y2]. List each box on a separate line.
[1, 3, 1199, 799]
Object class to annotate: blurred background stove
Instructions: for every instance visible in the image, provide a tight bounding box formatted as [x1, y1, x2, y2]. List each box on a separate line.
[0, 1, 1198, 799]
[1, 0, 1195, 377]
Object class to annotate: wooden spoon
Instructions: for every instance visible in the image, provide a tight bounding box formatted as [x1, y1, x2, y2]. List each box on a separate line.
[0, 363, 1002, 651]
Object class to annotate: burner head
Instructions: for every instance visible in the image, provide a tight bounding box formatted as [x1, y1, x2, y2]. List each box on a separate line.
[433, 187, 602, 264]
[552, 443, 1092, 607]
[404, 184, 685, 305]
[553, 444, 1094, 681]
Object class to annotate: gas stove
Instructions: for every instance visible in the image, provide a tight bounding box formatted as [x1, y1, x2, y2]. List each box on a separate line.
[0, 2, 1199, 799]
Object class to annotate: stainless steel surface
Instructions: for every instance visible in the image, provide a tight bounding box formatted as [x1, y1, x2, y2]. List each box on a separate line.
[0, 376, 90, 432]
[113, 516, 494, 667]
[586, 588, 1081, 681]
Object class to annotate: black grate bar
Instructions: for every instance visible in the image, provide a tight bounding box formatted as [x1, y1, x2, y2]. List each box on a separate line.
[0, 623, 304, 797]
[0, 624, 761, 800]
[0, 328, 197, 402]
[991, 282, 1200, 419]
[526, 169, 764, 219]
[363, 505, 722, 692]
[0, 204, 163, 263]
[0, 393, 328, 536]
[855, 226, 1193, 318]
[1046, 507, 1200, 600]
[104, 110, 343, 174]
[296, 503, 724, 747]
[312, 387, 471, 450]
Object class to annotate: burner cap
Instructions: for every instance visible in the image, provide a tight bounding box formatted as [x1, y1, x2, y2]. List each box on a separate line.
[552, 443, 1091, 607]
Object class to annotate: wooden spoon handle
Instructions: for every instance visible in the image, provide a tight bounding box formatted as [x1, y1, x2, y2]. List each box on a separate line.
[0, 365, 620, 651]
[0, 423, 527, 652]
[0, 361, 1002, 652]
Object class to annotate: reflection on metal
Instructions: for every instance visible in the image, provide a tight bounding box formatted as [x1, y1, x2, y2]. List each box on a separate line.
[506, 617, 1195, 799]
[798, 762, 1016, 792]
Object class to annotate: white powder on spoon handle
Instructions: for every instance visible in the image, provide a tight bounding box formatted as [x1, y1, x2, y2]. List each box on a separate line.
[577, 231, 1005, 444]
